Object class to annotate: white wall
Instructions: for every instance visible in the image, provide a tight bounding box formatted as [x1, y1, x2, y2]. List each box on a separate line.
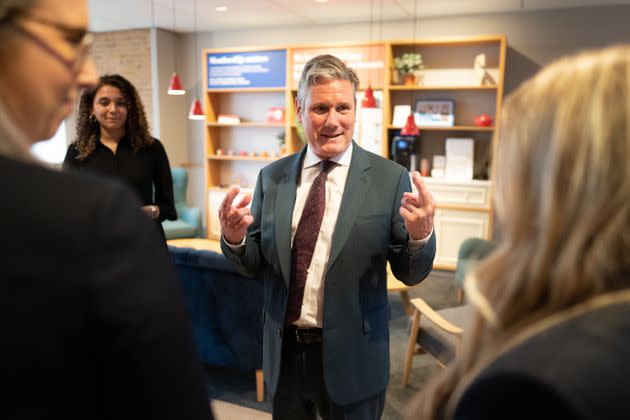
[154, 28, 189, 168]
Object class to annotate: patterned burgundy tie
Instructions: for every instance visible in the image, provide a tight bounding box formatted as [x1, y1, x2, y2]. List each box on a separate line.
[285, 160, 335, 325]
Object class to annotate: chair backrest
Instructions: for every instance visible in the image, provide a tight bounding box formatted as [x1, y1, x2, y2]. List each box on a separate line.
[171, 167, 188, 210]
[454, 237, 497, 287]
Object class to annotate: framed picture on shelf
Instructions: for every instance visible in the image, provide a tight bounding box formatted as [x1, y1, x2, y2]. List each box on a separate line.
[414, 99, 454, 127]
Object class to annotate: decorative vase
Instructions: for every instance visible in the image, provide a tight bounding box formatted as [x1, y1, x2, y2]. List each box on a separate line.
[403, 73, 417, 86]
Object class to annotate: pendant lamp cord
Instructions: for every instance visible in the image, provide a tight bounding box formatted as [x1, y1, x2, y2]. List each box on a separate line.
[410, 0, 419, 105]
[194, 0, 199, 99]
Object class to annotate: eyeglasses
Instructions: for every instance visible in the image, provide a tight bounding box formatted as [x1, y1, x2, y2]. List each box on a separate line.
[10, 13, 93, 74]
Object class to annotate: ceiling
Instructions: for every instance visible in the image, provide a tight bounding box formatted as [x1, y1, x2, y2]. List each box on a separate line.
[88, 0, 630, 33]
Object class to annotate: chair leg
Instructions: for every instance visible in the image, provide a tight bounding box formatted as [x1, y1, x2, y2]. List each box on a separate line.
[403, 309, 421, 385]
[454, 335, 463, 358]
[457, 287, 464, 304]
[255, 369, 264, 402]
[400, 291, 414, 316]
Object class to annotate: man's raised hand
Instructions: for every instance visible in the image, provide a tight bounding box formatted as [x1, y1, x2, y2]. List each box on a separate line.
[218, 185, 253, 245]
[399, 171, 435, 240]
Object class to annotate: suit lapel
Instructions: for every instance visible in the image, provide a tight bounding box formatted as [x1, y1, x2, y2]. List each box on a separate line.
[275, 149, 306, 287]
[327, 143, 371, 273]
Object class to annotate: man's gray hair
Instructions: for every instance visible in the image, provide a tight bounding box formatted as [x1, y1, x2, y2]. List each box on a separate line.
[296, 54, 360, 109]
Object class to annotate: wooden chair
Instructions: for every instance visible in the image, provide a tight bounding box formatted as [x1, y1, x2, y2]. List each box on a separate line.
[402, 237, 496, 385]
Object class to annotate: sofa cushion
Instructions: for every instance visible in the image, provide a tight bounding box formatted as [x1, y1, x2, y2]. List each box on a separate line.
[169, 246, 263, 370]
[163, 219, 197, 239]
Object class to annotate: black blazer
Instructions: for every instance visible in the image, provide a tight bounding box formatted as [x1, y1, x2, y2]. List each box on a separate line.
[0, 156, 212, 420]
[222, 143, 436, 405]
[454, 292, 630, 420]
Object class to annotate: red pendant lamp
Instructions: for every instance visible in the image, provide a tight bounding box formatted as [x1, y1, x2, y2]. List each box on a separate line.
[167, 0, 185, 95]
[188, 0, 204, 120]
[168, 72, 185, 95]
[188, 98, 205, 120]
[400, 0, 421, 138]
[361, 85, 377, 108]
[401, 112, 419, 136]
[362, 0, 378, 110]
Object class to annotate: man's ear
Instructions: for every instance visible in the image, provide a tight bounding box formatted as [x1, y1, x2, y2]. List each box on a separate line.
[295, 97, 302, 124]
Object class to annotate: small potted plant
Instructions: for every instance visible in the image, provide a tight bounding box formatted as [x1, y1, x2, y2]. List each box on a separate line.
[394, 52, 424, 86]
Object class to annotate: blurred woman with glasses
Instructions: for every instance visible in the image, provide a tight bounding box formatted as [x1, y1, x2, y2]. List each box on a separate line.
[0, 1, 213, 418]
[63, 74, 177, 242]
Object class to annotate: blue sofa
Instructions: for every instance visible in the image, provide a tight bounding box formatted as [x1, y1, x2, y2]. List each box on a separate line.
[168, 246, 264, 399]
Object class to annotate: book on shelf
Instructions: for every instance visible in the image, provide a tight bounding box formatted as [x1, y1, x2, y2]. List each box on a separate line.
[217, 114, 241, 124]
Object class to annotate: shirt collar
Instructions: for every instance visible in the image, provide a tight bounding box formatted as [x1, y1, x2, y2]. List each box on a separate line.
[96, 134, 130, 149]
[304, 142, 353, 169]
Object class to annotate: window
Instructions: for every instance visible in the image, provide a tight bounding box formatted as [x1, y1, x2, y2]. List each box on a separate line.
[31, 122, 68, 164]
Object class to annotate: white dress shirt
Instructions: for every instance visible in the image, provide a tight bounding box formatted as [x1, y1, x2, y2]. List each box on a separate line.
[291, 144, 352, 327]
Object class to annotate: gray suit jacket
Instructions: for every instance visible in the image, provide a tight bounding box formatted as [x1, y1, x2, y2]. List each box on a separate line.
[222, 142, 436, 405]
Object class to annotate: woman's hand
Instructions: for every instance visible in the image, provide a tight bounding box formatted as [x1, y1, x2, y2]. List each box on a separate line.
[141, 205, 160, 220]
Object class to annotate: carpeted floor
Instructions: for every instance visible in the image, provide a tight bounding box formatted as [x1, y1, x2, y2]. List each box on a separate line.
[206, 270, 459, 420]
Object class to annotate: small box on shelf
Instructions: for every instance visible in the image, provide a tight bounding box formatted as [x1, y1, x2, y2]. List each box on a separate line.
[217, 114, 241, 124]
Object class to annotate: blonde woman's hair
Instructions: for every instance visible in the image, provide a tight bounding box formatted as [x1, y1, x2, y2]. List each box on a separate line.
[408, 44, 630, 419]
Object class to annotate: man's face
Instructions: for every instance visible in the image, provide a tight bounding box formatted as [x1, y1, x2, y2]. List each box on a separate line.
[296, 79, 355, 160]
[0, 0, 96, 142]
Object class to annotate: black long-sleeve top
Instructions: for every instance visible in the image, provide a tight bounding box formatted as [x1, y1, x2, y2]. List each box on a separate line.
[63, 137, 177, 239]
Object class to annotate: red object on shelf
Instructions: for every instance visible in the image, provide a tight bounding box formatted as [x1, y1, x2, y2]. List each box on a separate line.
[266, 107, 285, 123]
[361, 85, 377, 108]
[474, 113, 493, 127]
[400, 112, 419, 136]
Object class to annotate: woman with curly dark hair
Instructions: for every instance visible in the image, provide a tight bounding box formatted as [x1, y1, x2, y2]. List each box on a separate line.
[63, 73, 176, 241]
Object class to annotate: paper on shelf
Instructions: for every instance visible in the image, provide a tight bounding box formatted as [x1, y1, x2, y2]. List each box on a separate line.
[445, 138, 474, 180]
[358, 107, 382, 155]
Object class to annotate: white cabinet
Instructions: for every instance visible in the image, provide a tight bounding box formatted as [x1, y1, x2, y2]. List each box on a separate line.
[423, 178, 491, 209]
[422, 178, 493, 270]
[433, 208, 490, 269]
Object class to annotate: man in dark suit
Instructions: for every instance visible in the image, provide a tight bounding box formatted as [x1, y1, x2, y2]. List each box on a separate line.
[220, 54, 435, 419]
[0, 0, 212, 418]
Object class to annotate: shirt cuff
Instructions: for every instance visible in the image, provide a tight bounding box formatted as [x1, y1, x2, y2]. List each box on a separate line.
[222, 235, 246, 253]
[408, 226, 433, 252]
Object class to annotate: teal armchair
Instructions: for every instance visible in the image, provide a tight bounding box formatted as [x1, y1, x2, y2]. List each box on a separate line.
[162, 168, 201, 239]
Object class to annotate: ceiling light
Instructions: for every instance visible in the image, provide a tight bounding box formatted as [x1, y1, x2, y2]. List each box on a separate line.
[215, 5, 227, 12]
[168, 72, 185, 95]
[188, 98, 205, 120]
[167, 0, 185, 95]
[189, 0, 205, 121]
[315, 0, 328, 3]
